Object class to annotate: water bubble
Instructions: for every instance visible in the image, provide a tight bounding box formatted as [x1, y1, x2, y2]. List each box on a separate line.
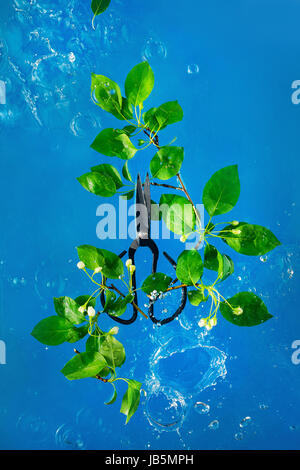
[55, 424, 86, 449]
[239, 416, 251, 428]
[259, 403, 268, 410]
[208, 419, 219, 430]
[70, 112, 100, 138]
[145, 386, 186, 431]
[194, 401, 210, 415]
[187, 64, 199, 75]
[234, 432, 244, 440]
[260, 255, 268, 263]
[142, 38, 167, 60]
[289, 425, 298, 431]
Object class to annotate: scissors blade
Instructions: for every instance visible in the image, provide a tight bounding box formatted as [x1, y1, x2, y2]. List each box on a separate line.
[144, 173, 151, 238]
[136, 173, 149, 238]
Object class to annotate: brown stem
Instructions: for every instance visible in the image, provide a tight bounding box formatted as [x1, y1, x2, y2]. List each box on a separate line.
[176, 172, 201, 225]
[108, 284, 148, 319]
[73, 349, 109, 382]
[150, 182, 183, 191]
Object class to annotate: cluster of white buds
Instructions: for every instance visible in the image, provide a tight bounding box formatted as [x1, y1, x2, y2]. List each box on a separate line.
[94, 266, 102, 274]
[77, 261, 85, 270]
[232, 306, 243, 316]
[198, 316, 217, 331]
[87, 306, 96, 318]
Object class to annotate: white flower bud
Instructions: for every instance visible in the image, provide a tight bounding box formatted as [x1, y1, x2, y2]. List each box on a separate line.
[231, 220, 239, 226]
[180, 235, 186, 243]
[198, 318, 206, 328]
[129, 265, 136, 274]
[232, 229, 241, 235]
[77, 261, 85, 270]
[109, 326, 119, 335]
[125, 259, 132, 268]
[233, 306, 243, 316]
[87, 306, 96, 317]
[78, 306, 86, 314]
[94, 266, 102, 273]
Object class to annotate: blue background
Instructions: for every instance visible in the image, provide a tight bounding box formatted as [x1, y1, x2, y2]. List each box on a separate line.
[0, 0, 300, 450]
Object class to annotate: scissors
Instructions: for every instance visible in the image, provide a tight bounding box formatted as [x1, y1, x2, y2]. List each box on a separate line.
[100, 173, 187, 325]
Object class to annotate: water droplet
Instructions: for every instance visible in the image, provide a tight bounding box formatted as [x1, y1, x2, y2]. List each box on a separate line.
[187, 64, 199, 75]
[55, 424, 86, 449]
[142, 38, 167, 60]
[260, 255, 268, 263]
[208, 419, 219, 430]
[194, 401, 210, 415]
[240, 416, 251, 428]
[259, 403, 268, 410]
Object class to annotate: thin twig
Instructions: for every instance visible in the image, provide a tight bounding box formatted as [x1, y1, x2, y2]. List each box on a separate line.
[108, 284, 148, 319]
[150, 182, 183, 191]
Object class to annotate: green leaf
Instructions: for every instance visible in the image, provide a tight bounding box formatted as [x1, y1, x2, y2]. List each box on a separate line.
[122, 161, 133, 183]
[176, 249, 203, 285]
[104, 293, 134, 317]
[105, 384, 117, 405]
[91, 163, 123, 190]
[77, 245, 124, 279]
[141, 273, 172, 295]
[188, 289, 208, 306]
[202, 165, 240, 216]
[125, 62, 154, 106]
[99, 334, 126, 368]
[77, 172, 116, 197]
[91, 128, 137, 160]
[144, 100, 183, 132]
[220, 292, 273, 327]
[53, 296, 86, 325]
[204, 244, 234, 281]
[159, 194, 196, 235]
[68, 324, 89, 343]
[122, 125, 137, 136]
[31, 316, 78, 346]
[61, 351, 107, 380]
[91, 74, 123, 118]
[150, 146, 184, 180]
[220, 222, 281, 256]
[75, 295, 96, 308]
[120, 379, 142, 424]
[121, 190, 135, 200]
[91, 0, 110, 16]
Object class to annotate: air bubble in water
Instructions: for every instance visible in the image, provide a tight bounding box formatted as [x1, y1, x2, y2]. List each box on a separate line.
[208, 419, 219, 430]
[187, 64, 199, 75]
[240, 416, 251, 428]
[194, 401, 210, 415]
[234, 432, 244, 440]
[55, 424, 86, 449]
[142, 38, 167, 60]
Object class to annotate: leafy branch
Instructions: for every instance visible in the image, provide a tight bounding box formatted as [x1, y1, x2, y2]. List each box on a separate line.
[31, 59, 280, 424]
